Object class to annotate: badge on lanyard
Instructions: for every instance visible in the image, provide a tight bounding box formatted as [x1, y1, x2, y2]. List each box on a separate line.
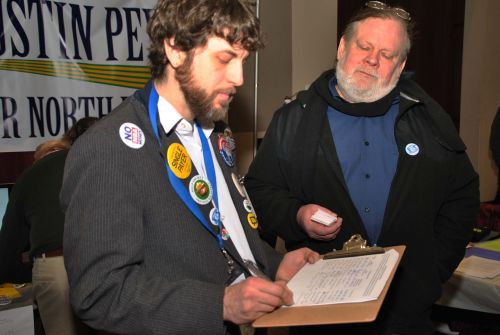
[210, 207, 221, 226]
[189, 175, 213, 205]
[167, 143, 192, 179]
[221, 228, 230, 241]
[218, 128, 236, 167]
[247, 213, 259, 229]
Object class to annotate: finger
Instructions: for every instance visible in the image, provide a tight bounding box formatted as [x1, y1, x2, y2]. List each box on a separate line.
[330, 218, 343, 232]
[312, 231, 338, 240]
[306, 251, 321, 263]
[256, 280, 289, 299]
[315, 219, 343, 237]
[239, 284, 282, 315]
[253, 291, 287, 312]
[244, 277, 287, 303]
[254, 299, 282, 312]
[271, 281, 294, 305]
[332, 223, 342, 234]
[281, 285, 294, 306]
[313, 226, 340, 237]
[322, 233, 338, 240]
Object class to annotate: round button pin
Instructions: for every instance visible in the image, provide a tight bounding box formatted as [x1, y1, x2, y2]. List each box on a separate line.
[218, 129, 236, 167]
[221, 228, 230, 240]
[189, 175, 212, 205]
[167, 143, 192, 179]
[119, 122, 145, 149]
[247, 213, 259, 229]
[405, 143, 420, 156]
[210, 207, 221, 226]
[243, 199, 254, 213]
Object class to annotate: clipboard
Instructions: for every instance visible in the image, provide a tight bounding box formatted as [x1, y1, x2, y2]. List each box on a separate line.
[322, 234, 386, 259]
[253, 242, 406, 328]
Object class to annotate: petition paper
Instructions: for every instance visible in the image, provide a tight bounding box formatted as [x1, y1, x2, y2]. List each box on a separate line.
[287, 249, 399, 306]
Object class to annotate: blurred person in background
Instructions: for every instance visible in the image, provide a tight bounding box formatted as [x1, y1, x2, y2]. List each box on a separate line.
[0, 116, 97, 335]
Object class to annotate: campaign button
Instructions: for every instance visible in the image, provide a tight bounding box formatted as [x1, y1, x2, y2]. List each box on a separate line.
[189, 175, 212, 205]
[405, 143, 420, 156]
[218, 130, 236, 167]
[221, 228, 230, 240]
[247, 213, 258, 229]
[210, 207, 221, 226]
[119, 123, 145, 149]
[167, 143, 192, 179]
[243, 199, 254, 213]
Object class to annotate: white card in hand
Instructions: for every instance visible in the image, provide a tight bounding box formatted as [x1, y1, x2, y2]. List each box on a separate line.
[311, 209, 337, 226]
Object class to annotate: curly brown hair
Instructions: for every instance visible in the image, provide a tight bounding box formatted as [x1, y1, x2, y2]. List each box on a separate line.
[147, 0, 263, 80]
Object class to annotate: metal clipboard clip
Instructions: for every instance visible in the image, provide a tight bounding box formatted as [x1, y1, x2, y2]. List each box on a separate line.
[323, 234, 385, 259]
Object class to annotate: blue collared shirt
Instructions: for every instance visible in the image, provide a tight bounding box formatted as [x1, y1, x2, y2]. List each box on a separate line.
[326, 79, 399, 244]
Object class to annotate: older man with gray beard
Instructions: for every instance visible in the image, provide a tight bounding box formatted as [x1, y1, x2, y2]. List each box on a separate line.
[245, 1, 479, 334]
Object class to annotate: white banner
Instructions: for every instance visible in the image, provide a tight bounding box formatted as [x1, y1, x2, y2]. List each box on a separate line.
[0, 0, 157, 152]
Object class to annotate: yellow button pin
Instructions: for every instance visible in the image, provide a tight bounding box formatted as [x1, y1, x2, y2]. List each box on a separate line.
[167, 143, 192, 179]
[247, 213, 259, 229]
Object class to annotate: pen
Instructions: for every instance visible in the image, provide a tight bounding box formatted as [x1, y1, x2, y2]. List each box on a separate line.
[243, 259, 272, 281]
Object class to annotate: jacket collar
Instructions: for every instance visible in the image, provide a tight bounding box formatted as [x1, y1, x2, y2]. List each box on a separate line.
[300, 69, 423, 116]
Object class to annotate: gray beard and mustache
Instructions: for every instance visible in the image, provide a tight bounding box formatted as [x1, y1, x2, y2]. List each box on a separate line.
[335, 57, 401, 103]
[175, 54, 235, 127]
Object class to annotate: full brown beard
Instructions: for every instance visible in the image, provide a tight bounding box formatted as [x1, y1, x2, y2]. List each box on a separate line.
[175, 52, 234, 127]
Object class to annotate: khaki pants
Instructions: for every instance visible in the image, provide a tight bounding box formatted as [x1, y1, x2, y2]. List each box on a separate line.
[32, 256, 88, 335]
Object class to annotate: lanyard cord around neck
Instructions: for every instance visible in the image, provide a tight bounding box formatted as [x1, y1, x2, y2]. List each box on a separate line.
[196, 121, 218, 209]
[147, 86, 224, 251]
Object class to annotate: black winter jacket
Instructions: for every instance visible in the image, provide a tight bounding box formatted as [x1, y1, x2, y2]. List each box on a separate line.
[246, 69, 479, 335]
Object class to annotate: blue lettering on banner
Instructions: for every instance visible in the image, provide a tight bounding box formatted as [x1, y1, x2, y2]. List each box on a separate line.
[7, 0, 30, 57]
[1, 97, 19, 138]
[21, 96, 116, 138]
[105, 6, 153, 61]
[0, 0, 153, 62]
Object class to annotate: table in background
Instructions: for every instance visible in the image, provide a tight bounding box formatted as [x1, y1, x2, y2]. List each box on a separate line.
[434, 241, 500, 334]
[0, 283, 35, 335]
[437, 266, 500, 314]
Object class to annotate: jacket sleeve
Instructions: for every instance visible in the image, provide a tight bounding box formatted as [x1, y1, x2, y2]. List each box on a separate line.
[60, 130, 227, 335]
[490, 107, 500, 166]
[245, 106, 309, 245]
[418, 96, 481, 283]
[434, 150, 479, 282]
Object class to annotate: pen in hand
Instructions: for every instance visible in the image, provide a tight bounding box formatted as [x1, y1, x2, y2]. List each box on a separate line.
[243, 259, 272, 281]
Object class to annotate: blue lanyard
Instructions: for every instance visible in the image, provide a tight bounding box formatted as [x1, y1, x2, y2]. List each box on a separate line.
[148, 86, 224, 250]
[196, 121, 218, 208]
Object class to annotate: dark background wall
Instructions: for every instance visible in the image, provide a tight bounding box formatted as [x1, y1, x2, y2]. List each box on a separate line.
[0, 152, 34, 184]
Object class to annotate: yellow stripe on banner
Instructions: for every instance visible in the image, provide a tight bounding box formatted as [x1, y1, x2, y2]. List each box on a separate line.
[0, 62, 149, 85]
[0, 60, 150, 78]
[0, 59, 150, 89]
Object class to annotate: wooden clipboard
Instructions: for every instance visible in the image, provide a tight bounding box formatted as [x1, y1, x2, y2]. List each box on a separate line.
[253, 245, 405, 328]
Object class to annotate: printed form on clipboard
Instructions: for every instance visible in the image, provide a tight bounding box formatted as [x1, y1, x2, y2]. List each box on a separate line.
[287, 235, 401, 307]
